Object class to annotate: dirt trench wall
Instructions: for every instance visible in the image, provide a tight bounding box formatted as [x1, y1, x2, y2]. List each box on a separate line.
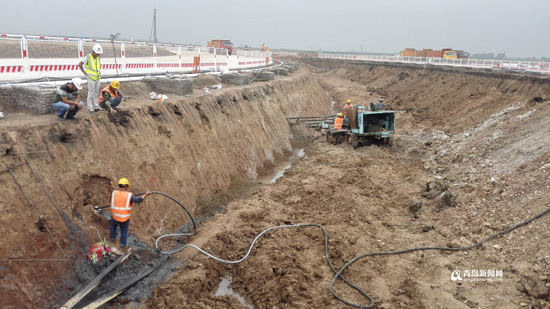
[304, 58, 550, 133]
[0, 74, 331, 307]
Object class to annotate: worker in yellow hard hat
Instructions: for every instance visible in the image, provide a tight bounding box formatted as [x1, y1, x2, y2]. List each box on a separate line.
[342, 99, 354, 123]
[109, 178, 151, 250]
[344, 99, 352, 110]
[334, 113, 344, 131]
[98, 80, 128, 113]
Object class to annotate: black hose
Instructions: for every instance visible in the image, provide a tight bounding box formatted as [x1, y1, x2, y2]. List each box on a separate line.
[117, 189, 550, 308]
[165, 205, 550, 308]
[327, 205, 550, 308]
[135, 191, 197, 253]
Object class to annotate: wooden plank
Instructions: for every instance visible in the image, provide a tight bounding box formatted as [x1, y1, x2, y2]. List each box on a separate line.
[61, 252, 131, 309]
[82, 264, 160, 309]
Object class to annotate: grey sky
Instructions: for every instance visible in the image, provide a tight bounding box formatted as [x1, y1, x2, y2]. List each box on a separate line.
[1, 0, 549, 58]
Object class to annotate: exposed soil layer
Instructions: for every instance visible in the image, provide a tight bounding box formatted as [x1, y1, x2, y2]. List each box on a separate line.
[2, 56, 550, 309]
[148, 60, 550, 309]
[0, 66, 330, 308]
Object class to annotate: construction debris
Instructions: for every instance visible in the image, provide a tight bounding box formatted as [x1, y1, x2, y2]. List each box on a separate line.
[149, 92, 169, 102]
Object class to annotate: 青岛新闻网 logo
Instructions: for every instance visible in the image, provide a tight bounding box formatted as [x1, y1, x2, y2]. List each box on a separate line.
[451, 270, 462, 281]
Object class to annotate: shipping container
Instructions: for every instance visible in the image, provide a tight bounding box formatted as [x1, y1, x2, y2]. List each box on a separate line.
[399, 48, 468, 59]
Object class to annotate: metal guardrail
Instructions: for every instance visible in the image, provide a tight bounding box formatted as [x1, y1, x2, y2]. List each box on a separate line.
[318, 53, 550, 74]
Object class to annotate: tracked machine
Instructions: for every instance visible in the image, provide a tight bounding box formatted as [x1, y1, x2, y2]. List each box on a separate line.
[287, 100, 395, 148]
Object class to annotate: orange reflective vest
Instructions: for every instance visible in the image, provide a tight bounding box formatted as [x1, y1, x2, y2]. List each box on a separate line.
[110, 190, 133, 222]
[98, 85, 117, 105]
[334, 117, 344, 130]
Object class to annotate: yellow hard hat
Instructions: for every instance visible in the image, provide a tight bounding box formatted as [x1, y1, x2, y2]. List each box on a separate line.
[118, 178, 130, 187]
[337, 113, 343, 117]
[110, 80, 120, 89]
[346, 99, 351, 103]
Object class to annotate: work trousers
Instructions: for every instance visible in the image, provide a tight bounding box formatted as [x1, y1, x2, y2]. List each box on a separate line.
[86, 77, 101, 112]
[52, 101, 81, 118]
[109, 218, 130, 248]
[99, 96, 122, 110]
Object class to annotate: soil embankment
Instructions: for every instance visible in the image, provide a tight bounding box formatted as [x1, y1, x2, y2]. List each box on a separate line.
[0, 70, 330, 308]
[148, 60, 550, 308]
[2, 57, 550, 308]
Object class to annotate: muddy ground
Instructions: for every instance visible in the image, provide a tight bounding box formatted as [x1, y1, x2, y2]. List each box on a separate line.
[147, 60, 550, 308]
[1, 56, 550, 309]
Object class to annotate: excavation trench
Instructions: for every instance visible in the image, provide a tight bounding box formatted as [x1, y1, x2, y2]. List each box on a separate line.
[0, 68, 330, 308]
[80, 146, 308, 307]
[2, 59, 550, 308]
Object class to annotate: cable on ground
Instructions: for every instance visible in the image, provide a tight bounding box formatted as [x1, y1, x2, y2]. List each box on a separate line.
[161, 205, 550, 308]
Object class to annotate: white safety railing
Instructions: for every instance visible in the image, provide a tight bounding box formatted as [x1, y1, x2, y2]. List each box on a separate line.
[273, 51, 299, 57]
[0, 33, 273, 81]
[318, 53, 550, 73]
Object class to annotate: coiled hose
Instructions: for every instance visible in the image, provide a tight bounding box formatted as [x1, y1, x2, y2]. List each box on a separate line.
[149, 190, 550, 308]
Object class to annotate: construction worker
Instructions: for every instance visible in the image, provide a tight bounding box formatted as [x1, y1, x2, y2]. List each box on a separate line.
[52, 78, 84, 121]
[344, 99, 352, 109]
[342, 99, 353, 119]
[109, 178, 151, 249]
[334, 113, 344, 130]
[99, 80, 126, 112]
[78, 44, 102, 113]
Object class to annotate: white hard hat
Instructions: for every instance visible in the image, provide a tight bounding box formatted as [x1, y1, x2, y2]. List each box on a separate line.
[71, 77, 83, 89]
[92, 44, 103, 54]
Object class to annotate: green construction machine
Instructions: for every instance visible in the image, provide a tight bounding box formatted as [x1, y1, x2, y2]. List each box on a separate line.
[287, 101, 395, 148]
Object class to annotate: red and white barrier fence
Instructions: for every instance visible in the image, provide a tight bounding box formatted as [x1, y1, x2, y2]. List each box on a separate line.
[0, 34, 273, 81]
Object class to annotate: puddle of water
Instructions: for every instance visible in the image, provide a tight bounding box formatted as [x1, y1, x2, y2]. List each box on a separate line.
[215, 277, 253, 308]
[256, 148, 305, 184]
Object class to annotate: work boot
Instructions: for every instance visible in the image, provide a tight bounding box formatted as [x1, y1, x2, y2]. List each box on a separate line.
[110, 246, 123, 256]
[111, 242, 124, 256]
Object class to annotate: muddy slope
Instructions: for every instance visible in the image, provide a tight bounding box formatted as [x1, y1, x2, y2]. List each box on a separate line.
[147, 60, 550, 309]
[0, 72, 330, 308]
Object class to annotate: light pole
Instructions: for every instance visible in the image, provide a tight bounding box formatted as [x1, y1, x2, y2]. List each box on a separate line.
[110, 33, 121, 77]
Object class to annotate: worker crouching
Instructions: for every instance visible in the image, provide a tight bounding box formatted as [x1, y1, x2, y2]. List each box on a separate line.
[110, 178, 151, 250]
[52, 77, 84, 121]
[99, 80, 127, 113]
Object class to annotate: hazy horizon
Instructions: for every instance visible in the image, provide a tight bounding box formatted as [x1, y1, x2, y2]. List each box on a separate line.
[1, 0, 549, 58]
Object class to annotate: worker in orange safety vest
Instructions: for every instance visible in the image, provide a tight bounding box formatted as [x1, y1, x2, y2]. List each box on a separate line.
[343, 99, 353, 118]
[344, 99, 352, 109]
[334, 113, 344, 130]
[109, 178, 151, 249]
[99, 80, 127, 113]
